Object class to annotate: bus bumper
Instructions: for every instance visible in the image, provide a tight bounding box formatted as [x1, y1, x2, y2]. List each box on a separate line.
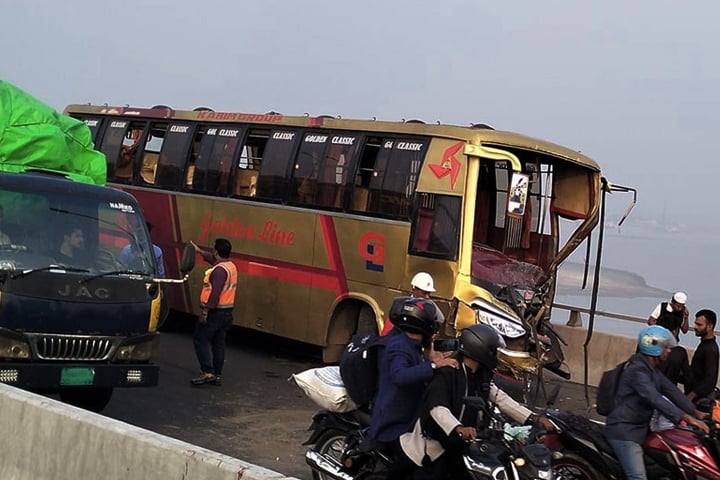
[0, 362, 159, 389]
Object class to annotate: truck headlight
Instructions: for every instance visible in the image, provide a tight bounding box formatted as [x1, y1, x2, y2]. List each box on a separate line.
[114, 335, 159, 362]
[0, 336, 30, 359]
[476, 310, 526, 339]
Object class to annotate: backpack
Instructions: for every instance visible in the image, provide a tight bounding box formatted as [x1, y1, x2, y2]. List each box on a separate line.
[339, 333, 390, 406]
[596, 361, 628, 416]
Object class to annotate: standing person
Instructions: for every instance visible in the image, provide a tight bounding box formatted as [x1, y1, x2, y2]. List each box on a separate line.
[400, 324, 554, 479]
[605, 325, 708, 480]
[189, 238, 237, 386]
[648, 291, 690, 339]
[686, 309, 719, 402]
[381, 272, 445, 335]
[367, 298, 458, 479]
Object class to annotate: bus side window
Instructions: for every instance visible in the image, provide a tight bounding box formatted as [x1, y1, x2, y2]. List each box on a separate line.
[255, 130, 299, 202]
[185, 136, 201, 189]
[232, 129, 269, 198]
[98, 119, 142, 184]
[190, 125, 242, 195]
[367, 138, 426, 220]
[139, 123, 169, 186]
[350, 137, 381, 212]
[289, 133, 327, 205]
[410, 193, 461, 260]
[316, 134, 359, 209]
[154, 123, 193, 189]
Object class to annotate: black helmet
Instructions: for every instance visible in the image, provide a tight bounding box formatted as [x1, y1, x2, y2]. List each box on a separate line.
[391, 298, 438, 338]
[458, 324, 502, 369]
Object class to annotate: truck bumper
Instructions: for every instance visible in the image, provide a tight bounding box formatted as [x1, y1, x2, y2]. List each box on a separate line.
[0, 362, 159, 389]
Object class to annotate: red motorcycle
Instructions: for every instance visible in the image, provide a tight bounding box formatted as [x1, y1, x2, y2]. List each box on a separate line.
[544, 408, 720, 479]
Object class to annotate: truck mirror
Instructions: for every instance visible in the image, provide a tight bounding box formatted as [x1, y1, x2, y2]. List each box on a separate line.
[507, 172, 529, 216]
[179, 244, 196, 274]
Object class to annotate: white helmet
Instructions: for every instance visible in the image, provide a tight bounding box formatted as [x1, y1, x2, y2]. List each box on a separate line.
[411, 272, 436, 293]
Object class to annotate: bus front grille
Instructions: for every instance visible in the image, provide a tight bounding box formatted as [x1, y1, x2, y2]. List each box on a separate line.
[32, 335, 116, 361]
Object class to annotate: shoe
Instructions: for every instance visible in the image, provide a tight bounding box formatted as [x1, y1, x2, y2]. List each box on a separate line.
[212, 376, 222, 386]
[191, 373, 216, 385]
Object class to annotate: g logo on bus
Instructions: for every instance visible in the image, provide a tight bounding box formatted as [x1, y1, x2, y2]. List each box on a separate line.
[358, 232, 385, 272]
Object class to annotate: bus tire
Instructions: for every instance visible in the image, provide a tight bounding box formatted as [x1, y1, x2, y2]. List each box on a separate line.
[323, 302, 376, 363]
[59, 387, 114, 413]
[355, 304, 378, 336]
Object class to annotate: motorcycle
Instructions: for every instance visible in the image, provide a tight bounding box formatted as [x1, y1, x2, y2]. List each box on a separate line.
[304, 395, 555, 480]
[543, 408, 720, 479]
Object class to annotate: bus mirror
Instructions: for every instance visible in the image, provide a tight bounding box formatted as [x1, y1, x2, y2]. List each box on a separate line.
[507, 173, 530, 216]
[179, 244, 196, 274]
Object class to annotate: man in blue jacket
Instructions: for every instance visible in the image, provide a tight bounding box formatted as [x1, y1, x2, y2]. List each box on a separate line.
[367, 297, 457, 479]
[606, 325, 709, 480]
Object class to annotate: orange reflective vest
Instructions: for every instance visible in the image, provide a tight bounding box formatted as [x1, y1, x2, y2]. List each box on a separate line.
[200, 260, 238, 309]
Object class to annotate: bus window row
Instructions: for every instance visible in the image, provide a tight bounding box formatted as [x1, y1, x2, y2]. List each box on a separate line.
[80, 117, 429, 221]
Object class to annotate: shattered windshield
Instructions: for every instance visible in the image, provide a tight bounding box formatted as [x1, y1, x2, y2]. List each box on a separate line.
[471, 243, 548, 293]
[0, 184, 154, 276]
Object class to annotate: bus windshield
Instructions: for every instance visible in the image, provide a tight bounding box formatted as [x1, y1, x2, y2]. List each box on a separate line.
[0, 180, 154, 276]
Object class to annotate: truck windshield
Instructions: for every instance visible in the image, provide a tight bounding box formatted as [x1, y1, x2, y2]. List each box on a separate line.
[0, 185, 154, 276]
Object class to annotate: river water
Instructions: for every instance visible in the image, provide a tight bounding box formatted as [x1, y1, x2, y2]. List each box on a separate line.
[554, 223, 719, 348]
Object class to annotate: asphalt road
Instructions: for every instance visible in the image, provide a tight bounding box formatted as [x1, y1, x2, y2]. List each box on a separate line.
[90, 322, 599, 480]
[101, 326, 324, 480]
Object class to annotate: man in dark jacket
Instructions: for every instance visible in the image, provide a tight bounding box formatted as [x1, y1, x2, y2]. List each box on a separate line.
[686, 309, 719, 402]
[400, 324, 553, 480]
[367, 298, 457, 479]
[606, 325, 708, 480]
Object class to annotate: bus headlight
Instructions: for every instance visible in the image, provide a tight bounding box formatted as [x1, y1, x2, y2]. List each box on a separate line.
[114, 335, 159, 362]
[0, 336, 30, 359]
[476, 310, 526, 339]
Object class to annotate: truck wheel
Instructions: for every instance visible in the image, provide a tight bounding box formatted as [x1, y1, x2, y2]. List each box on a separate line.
[59, 387, 114, 413]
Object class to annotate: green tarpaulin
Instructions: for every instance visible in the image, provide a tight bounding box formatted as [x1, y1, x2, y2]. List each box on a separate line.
[0, 80, 106, 185]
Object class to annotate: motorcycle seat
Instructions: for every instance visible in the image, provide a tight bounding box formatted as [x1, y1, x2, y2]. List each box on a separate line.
[561, 412, 616, 456]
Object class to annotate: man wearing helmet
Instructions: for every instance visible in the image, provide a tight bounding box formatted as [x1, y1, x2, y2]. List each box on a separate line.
[367, 297, 458, 479]
[399, 324, 552, 479]
[605, 325, 709, 480]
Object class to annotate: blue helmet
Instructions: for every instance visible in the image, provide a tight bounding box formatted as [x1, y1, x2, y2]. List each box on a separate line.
[637, 325, 677, 357]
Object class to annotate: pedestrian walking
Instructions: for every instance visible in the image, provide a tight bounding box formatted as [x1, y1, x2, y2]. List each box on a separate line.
[190, 238, 237, 386]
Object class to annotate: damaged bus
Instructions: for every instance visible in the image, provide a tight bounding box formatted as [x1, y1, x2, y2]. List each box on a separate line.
[64, 102, 613, 380]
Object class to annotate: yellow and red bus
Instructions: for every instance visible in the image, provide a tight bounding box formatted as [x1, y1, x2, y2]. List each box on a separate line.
[64, 103, 602, 375]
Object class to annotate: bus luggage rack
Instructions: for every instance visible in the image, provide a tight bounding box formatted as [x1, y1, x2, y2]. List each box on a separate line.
[28, 334, 117, 361]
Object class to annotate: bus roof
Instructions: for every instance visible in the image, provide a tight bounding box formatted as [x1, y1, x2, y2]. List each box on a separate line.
[63, 104, 600, 172]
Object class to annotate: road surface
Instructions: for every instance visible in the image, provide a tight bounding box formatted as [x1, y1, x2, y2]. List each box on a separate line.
[93, 325, 598, 480]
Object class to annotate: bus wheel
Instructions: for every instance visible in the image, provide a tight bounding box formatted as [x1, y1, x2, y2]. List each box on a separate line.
[59, 387, 114, 413]
[356, 304, 378, 336]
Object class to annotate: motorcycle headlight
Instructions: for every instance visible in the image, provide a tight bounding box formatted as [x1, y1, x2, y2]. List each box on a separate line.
[114, 335, 159, 362]
[476, 309, 526, 339]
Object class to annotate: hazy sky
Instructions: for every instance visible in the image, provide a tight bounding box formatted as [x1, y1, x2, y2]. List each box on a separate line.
[2, 1, 718, 315]
[2, 1, 717, 226]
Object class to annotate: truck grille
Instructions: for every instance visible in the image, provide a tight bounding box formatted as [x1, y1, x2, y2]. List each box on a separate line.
[31, 334, 117, 361]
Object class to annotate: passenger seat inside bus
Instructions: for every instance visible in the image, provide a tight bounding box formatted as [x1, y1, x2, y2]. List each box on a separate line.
[233, 170, 257, 197]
